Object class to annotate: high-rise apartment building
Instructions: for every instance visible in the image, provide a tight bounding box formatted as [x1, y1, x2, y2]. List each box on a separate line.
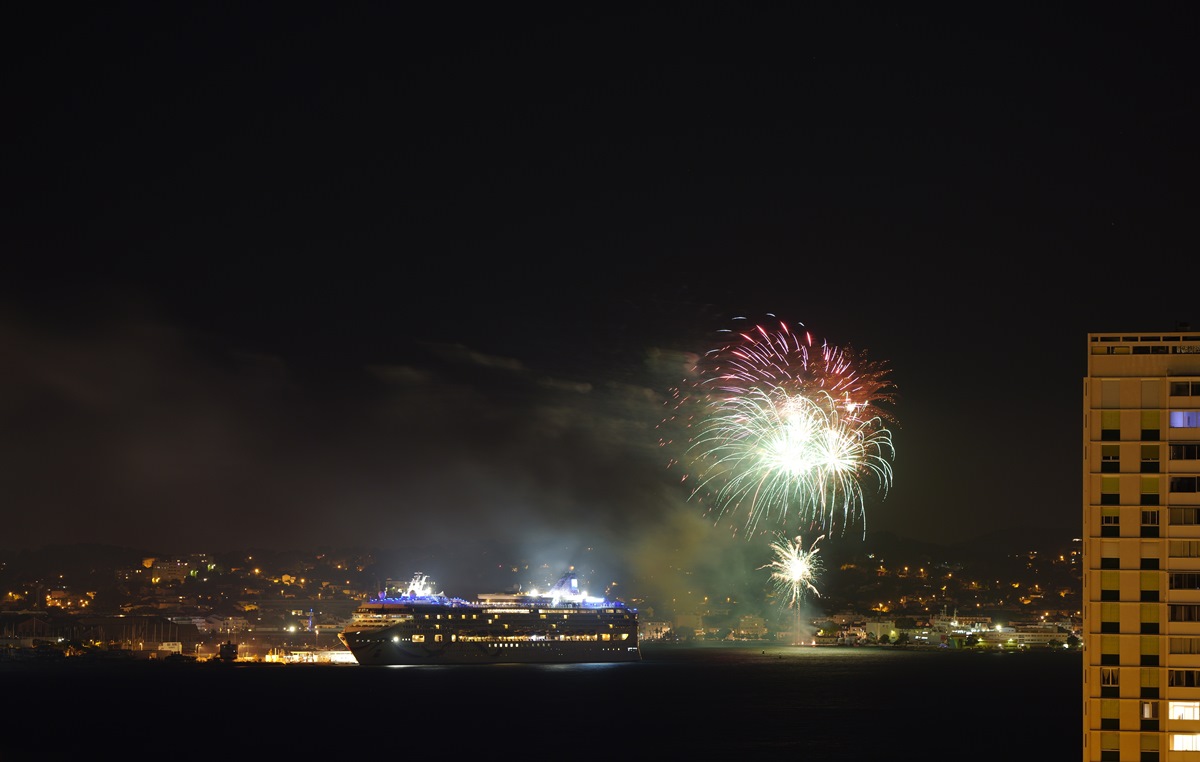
[1085, 330, 1200, 761]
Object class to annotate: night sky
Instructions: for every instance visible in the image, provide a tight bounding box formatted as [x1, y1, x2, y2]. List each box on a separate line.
[3, 6, 1197, 593]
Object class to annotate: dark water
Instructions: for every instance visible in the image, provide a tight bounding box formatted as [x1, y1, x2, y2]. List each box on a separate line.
[2, 644, 1080, 760]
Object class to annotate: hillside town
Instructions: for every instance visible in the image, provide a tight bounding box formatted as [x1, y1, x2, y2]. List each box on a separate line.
[0, 533, 1082, 662]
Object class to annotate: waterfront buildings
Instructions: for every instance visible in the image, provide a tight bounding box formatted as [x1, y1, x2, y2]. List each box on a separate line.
[1084, 329, 1200, 760]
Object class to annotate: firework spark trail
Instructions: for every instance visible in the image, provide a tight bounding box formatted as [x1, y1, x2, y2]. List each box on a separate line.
[700, 317, 896, 428]
[672, 316, 896, 539]
[760, 532, 825, 608]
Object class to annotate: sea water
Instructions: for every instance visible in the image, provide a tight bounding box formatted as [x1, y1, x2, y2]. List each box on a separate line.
[1, 644, 1079, 759]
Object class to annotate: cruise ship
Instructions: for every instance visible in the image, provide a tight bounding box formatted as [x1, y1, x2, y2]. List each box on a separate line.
[338, 569, 641, 665]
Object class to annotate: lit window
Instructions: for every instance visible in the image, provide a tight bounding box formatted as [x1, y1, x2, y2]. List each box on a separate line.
[1172, 733, 1200, 751]
[1171, 702, 1200, 721]
[1170, 411, 1200, 428]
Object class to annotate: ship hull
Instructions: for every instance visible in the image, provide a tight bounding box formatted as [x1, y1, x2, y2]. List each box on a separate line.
[339, 628, 641, 666]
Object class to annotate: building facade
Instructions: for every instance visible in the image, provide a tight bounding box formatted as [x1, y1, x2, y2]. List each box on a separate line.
[1085, 330, 1200, 761]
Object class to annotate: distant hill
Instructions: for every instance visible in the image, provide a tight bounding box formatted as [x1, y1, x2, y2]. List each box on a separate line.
[1, 543, 151, 578]
[818, 526, 1079, 570]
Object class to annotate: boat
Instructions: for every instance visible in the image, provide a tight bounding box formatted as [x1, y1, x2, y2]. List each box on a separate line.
[338, 569, 641, 665]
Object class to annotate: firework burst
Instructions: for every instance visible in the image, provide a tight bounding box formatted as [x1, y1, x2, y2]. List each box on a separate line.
[697, 316, 896, 427]
[690, 386, 894, 536]
[761, 532, 825, 607]
[666, 315, 896, 539]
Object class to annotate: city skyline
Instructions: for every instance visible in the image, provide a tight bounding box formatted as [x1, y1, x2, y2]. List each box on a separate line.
[3, 7, 1197, 597]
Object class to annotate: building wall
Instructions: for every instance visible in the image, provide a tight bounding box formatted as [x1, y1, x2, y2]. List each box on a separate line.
[1084, 330, 1200, 762]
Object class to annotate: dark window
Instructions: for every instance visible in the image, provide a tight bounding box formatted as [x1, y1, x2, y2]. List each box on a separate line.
[1171, 573, 1200, 589]
[1141, 558, 1160, 570]
[1141, 494, 1160, 506]
[1102, 462, 1120, 473]
[1101, 558, 1120, 569]
[1169, 669, 1200, 686]
[1140, 751, 1159, 762]
[1101, 494, 1120, 506]
[1102, 622, 1119, 633]
[1142, 462, 1160, 473]
[1102, 430, 1120, 441]
[1141, 525, 1160, 538]
[1101, 653, 1120, 665]
[1102, 526, 1120, 537]
[1142, 623, 1160, 634]
[1102, 686, 1119, 697]
[1171, 507, 1200, 524]
[1141, 719, 1159, 732]
[1100, 718, 1119, 730]
[1171, 443, 1200, 460]
[1172, 477, 1200, 493]
[1141, 590, 1160, 602]
[1101, 590, 1120, 601]
[1140, 686, 1159, 698]
[1142, 429, 1160, 441]
[1171, 605, 1200, 622]
[1141, 655, 1160, 666]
